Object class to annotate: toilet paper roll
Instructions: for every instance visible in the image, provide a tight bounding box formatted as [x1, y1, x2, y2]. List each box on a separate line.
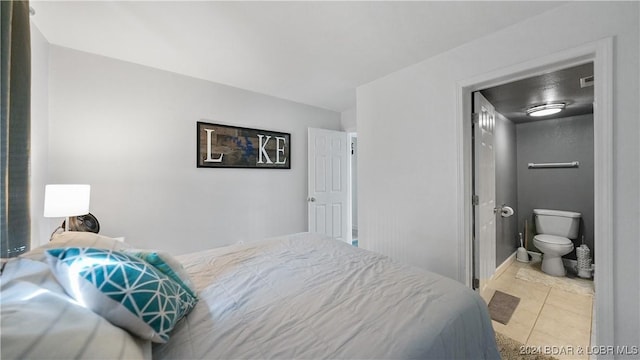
[501, 206, 514, 217]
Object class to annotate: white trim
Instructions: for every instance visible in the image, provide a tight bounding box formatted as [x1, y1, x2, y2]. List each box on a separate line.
[480, 252, 515, 293]
[494, 251, 516, 280]
[455, 82, 473, 286]
[592, 37, 614, 350]
[455, 37, 614, 349]
[347, 132, 358, 245]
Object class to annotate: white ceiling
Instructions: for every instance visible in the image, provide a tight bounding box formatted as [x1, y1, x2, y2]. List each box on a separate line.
[30, 1, 567, 112]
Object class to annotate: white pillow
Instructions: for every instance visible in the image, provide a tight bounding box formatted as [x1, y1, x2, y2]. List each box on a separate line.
[20, 231, 132, 262]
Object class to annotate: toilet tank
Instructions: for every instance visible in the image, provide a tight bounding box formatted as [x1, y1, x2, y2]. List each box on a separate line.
[533, 209, 581, 239]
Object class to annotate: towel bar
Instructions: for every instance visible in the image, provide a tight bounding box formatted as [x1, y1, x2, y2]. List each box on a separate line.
[528, 161, 579, 169]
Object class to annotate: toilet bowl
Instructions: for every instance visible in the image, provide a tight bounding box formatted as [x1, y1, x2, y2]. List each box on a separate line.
[533, 209, 581, 277]
[533, 235, 574, 276]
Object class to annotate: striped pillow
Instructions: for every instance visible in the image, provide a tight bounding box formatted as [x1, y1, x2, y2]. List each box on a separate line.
[1, 258, 149, 359]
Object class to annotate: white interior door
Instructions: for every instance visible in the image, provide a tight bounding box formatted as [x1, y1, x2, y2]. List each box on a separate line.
[308, 128, 349, 243]
[473, 92, 497, 290]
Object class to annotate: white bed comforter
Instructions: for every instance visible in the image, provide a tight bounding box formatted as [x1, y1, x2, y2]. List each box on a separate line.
[154, 233, 499, 359]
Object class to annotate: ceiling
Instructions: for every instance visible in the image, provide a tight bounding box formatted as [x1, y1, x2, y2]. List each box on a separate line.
[481, 62, 594, 123]
[30, 1, 568, 112]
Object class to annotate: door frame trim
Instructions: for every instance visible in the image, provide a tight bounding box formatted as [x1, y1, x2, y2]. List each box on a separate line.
[455, 37, 613, 347]
[347, 132, 357, 246]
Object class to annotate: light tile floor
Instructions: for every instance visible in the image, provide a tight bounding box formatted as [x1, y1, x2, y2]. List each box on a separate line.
[482, 259, 594, 360]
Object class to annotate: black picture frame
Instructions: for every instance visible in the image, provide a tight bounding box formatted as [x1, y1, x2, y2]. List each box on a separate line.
[196, 121, 291, 169]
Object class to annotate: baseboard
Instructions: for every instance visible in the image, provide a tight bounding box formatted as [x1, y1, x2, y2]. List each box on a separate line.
[492, 251, 516, 281]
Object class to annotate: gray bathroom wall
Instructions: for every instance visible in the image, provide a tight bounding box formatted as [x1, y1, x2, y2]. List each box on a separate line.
[516, 114, 594, 261]
[495, 113, 519, 267]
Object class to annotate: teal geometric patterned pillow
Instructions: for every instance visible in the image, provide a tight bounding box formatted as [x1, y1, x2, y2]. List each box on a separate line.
[46, 247, 182, 343]
[124, 250, 198, 320]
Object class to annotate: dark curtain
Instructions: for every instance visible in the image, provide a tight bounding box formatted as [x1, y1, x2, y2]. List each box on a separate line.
[1, 0, 31, 257]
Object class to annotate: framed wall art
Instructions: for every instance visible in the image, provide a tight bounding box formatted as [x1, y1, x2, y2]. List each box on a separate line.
[196, 121, 291, 169]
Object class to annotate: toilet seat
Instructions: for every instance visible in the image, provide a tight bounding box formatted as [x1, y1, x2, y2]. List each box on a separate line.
[533, 234, 572, 245]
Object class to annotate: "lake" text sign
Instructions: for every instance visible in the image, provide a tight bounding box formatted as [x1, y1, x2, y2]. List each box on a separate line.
[197, 122, 291, 169]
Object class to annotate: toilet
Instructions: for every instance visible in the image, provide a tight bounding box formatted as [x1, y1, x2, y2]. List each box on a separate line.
[533, 209, 581, 277]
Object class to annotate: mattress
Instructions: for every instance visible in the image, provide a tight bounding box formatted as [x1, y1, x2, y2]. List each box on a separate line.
[154, 232, 499, 359]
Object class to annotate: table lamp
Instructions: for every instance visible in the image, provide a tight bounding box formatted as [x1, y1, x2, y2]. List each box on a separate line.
[44, 184, 91, 232]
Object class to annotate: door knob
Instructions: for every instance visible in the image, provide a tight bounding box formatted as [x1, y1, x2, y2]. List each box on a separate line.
[307, 197, 316, 202]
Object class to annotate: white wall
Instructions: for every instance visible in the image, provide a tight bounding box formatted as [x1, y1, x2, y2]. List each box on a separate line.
[29, 22, 52, 247]
[41, 45, 340, 254]
[340, 107, 357, 132]
[358, 1, 638, 347]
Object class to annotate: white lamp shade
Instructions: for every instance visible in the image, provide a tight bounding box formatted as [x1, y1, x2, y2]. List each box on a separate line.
[44, 184, 91, 217]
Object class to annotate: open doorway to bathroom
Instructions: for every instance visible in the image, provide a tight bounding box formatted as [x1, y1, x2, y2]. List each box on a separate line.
[459, 38, 613, 352]
[472, 62, 596, 352]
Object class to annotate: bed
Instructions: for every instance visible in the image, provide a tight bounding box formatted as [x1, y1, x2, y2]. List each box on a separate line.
[1, 231, 499, 359]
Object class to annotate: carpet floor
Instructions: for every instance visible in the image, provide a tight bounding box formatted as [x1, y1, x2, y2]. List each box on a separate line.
[495, 332, 558, 360]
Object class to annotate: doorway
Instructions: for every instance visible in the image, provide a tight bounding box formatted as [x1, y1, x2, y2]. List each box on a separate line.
[307, 128, 357, 247]
[472, 62, 596, 290]
[307, 128, 349, 243]
[457, 38, 613, 348]
[471, 62, 596, 348]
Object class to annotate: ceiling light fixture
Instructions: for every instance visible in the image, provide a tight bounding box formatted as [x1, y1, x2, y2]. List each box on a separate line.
[526, 102, 566, 117]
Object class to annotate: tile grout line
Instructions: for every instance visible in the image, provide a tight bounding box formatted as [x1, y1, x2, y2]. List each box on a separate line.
[494, 260, 594, 355]
[525, 285, 552, 345]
